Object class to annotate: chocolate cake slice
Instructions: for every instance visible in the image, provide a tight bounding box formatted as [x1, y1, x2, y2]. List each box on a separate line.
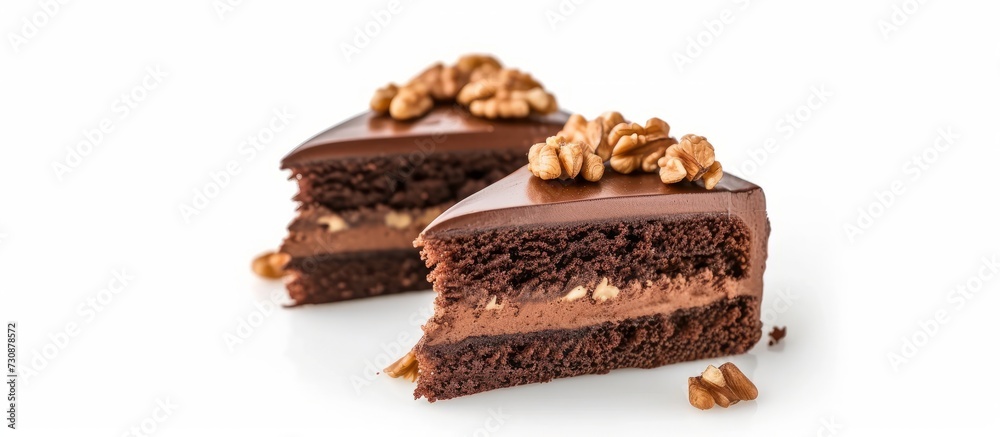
[279, 106, 566, 304]
[403, 167, 768, 401]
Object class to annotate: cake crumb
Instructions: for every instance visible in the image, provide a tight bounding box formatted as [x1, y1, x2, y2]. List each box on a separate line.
[768, 326, 787, 346]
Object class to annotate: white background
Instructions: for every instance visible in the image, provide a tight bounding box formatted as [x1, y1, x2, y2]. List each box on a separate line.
[2, 0, 999, 435]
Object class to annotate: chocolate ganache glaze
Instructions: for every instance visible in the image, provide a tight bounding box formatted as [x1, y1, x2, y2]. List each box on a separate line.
[421, 166, 767, 236]
[282, 105, 570, 167]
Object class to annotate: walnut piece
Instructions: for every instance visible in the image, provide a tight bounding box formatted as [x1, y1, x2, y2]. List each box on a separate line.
[599, 111, 625, 134]
[719, 362, 758, 401]
[608, 118, 677, 174]
[252, 251, 290, 279]
[467, 86, 556, 119]
[370, 83, 398, 113]
[460, 68, 557, 119]
[528, 136, 603, 182]
[388, 86, 433, 120]
[384, 211, 413, 229]
[703, 161, 723, 190]
[407, 63, 465, 101]
[557, 113, 615, 161]
[533, 112, 728, 189]
[317, 214, 348, 233]
[657, 156, 686, 184]
[469, 92, 530, 118]
[591, 278, 620, 301]
[485, 295, 502, 310]
[456, 54, 502, 74]
[385, 351, 419, 382]
[661, 134, 725, 189]
[688, 377, 715, 410]
[372, 55, 556, 121]
[667, 134, 716, 181]
[687, 362, 758, 410]
[415, 205, 446, 227]
[562, 285, 588, 301]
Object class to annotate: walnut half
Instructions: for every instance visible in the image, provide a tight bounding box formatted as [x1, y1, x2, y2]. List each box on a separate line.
[608, 118, 677, 174]
[462, 69, 557, 119]
[557, 112, 621, 161]
[385, 351, 419, 382]
[661, 134, 725, 189]
[252, 251, 290, 279]
[388, 86, 433, 120]
[528, 136, 604, 182]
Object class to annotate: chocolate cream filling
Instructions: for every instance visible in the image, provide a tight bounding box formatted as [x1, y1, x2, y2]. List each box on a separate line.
[421, 268, 760, 345]
[281, 203, 453, 257]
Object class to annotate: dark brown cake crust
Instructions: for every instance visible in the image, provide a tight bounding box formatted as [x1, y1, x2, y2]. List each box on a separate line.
[423, 214, 752, 304]
[413, 295, 761, 402]
[285, 250, 431, 305]
[288, 149, 526, 211]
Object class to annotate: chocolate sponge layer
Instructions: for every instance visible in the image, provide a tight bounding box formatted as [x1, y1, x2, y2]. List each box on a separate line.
[413, 295, 762, 402]
[284, 249, 431, 305]
[422, 214, 753, 305]
[288, 149, 527, 211]
[283, 149, 533, 305]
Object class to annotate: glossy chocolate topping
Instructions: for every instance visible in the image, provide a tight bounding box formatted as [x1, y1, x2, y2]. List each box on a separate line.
[422, 166, 766, 236]
[281, 105, 569, 167]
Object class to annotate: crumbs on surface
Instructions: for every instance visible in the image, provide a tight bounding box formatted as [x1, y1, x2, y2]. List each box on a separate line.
[768, 326, 787, 346]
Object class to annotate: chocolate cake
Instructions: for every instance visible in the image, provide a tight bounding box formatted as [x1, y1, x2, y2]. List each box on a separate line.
[401, 166, 768, 401]
[279, 106, 567, 304]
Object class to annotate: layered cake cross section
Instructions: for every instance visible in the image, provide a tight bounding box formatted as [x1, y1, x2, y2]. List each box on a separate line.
[404, 167, 769, 401]
[279, 106, 566, 304]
